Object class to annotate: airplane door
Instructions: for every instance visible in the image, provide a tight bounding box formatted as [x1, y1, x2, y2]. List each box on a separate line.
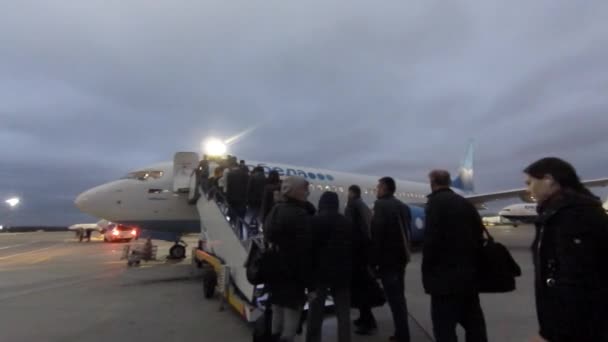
[173, 152, 199, 193]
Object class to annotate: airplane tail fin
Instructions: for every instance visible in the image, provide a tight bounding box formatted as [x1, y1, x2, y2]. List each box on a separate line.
[452, 140, 475, 193]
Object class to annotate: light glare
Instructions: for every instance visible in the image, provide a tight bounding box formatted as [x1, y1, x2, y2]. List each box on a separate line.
[5, 197, 20, 208]
[203, 138, 227, 156]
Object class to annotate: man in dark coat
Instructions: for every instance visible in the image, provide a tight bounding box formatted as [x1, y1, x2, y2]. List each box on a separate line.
[226, 164, 249, 237]
[422, 170, 487, 342]
[345, 185, 378, 334]
[264, 176, 314, 342]
[260, 170, 282, 224]
[370, 177, 412, 342]
[306, 191, 353, 342]
[247, 166, 267, 224]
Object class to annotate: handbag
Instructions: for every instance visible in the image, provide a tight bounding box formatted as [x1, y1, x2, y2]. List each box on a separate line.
[245, 206, 282, 285]
[477, 226, 522, 293]
[245, 240, 270, 285]
[351, 267, 386, 308]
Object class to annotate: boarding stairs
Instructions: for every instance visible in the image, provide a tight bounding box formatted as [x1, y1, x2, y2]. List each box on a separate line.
[174, 152, 262, 305]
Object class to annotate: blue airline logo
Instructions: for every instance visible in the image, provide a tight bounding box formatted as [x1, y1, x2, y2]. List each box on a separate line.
[246, 163, 335, 182]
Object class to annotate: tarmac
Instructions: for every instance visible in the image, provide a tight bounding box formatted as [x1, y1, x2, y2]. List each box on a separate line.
[0, 226, 537, 342]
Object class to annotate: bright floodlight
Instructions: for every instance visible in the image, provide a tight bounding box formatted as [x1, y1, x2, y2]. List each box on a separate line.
[203, 138, 227, 156]
[0, 225, 3, 230]
[5, 197, 20, 208]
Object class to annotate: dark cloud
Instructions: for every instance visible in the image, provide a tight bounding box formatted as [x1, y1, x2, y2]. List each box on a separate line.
[1, 1, 608, 224]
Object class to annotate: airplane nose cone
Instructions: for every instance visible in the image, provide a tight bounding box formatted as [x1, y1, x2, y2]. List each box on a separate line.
[75, 185, 109, 217]
[75, 189, 93, 212]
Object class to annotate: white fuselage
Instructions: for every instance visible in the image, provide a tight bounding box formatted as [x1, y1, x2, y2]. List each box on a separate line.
[498, 203, 538, 224]
[75, 160, 433, 235]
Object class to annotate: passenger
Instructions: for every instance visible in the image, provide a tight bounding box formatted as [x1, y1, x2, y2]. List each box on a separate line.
[247, 166, 267, 224]
[239, 159, 249, 172]
[345, 185, 378, 334]
[260, 170, 282, 224]
[218, 167, 228, 195]
[226, 164, 250, 237]
[306, 191, 353, 342]
[524, 157, 608, 342]
[226, 164, 249, 213]
[85, 229, 92, 242]
[219, 156, 238, 195]
[264, 176, 313, 342]
[423, 170, 488, 342]
[370, 176, 412, 342]
[197, 158, 210, 192]
[208, 167, 224, 201]
[142, 237, 153, 259]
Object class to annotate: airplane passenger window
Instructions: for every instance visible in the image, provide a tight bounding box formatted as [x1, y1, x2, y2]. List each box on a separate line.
[148, 189, 170, 194]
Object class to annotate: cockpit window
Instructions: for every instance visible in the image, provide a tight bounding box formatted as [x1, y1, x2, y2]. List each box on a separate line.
[123, 170, 164, 181]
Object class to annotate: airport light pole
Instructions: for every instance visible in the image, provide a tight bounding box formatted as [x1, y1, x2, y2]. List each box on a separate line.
[6, 197, 20, 208]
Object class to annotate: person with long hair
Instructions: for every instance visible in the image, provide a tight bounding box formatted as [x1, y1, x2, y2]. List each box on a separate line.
[524, 157, 608, 342]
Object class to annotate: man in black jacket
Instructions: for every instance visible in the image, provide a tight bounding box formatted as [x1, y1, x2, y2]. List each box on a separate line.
[370, 177, 411, 342]
[247, 166, 267, 225]
[345, 185, 377, 334]
[306, 191, 353, 342]
[423, 170, 487, 342]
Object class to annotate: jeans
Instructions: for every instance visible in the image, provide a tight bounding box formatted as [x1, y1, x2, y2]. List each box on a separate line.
[272, 305, 301, 342]
[306, 286, 351, 342]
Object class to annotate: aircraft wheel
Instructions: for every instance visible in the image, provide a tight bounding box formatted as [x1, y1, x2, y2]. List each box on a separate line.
[169, 244, 186, 259]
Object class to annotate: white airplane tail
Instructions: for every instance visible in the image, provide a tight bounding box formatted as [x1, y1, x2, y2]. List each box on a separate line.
[452, 140, 475, 193]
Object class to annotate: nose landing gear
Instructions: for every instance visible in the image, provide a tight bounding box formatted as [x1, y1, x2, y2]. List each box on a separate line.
[169, 240, 188, 259]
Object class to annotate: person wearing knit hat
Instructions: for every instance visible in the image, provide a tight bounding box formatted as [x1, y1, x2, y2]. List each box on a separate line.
[280, 176, 310, 201]
[264, 175, 314, 342]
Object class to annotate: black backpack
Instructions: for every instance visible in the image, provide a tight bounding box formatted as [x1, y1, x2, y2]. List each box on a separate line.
[477, 227, 522, 293]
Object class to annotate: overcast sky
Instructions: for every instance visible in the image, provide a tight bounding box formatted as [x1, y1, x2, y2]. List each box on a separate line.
[2, 1, 608, 225]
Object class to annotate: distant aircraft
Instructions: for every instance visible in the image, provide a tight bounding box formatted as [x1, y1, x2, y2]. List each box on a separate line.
[68, 219, 111, 237]
[499, 197, 608, 226]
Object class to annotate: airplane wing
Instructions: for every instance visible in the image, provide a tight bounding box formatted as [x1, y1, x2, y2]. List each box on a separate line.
[465, 188, 533, 206]
[465, 177, 608, 206]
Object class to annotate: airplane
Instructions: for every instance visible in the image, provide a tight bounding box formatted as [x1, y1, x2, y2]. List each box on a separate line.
[68, 219, 113, 238]
[68, 219, 112, 233]
[74, 141, 608, 258]
[499, 197, 608, 226]
[498, 203, 538, 226]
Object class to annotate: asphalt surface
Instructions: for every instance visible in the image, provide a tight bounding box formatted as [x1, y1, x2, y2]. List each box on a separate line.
[0, 226, 537, 342]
